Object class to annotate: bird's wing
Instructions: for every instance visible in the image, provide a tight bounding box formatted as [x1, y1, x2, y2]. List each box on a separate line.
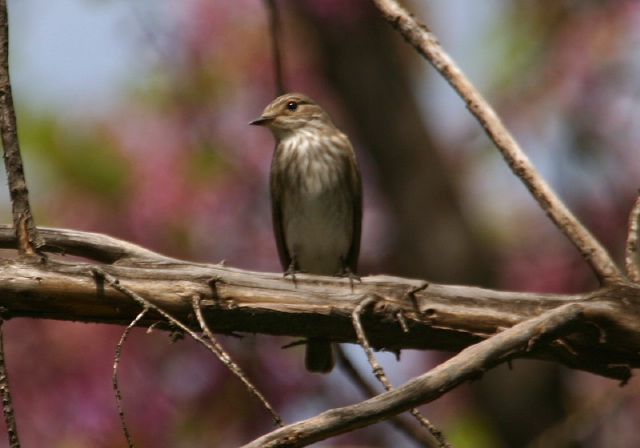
[270, 157, 292, 270]
[345, 153, 362, 273]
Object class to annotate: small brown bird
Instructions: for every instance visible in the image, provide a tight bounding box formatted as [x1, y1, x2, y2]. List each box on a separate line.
[250, 93, 362, 373]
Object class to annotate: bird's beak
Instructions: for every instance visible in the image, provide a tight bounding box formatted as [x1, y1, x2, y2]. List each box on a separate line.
[249, 116, 274, 126]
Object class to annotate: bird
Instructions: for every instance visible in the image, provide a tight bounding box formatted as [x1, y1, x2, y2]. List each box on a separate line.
[250, 93, 362, 373]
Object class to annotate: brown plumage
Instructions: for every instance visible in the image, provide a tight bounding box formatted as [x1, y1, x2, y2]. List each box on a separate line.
[250, 93, 362, 373]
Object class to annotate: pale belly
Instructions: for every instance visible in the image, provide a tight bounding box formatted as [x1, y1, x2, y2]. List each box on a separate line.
[284, 190, 352, 276]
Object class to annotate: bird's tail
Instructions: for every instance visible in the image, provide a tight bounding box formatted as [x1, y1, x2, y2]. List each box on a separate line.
[305, 338, 334, 373]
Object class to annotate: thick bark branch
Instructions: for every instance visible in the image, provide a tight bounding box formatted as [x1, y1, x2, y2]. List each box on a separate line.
[370, 0, 625, 285]
[0, 226, 636, 382]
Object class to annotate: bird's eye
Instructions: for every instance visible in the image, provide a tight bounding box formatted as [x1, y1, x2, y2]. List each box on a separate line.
[287, 101, 298, 111]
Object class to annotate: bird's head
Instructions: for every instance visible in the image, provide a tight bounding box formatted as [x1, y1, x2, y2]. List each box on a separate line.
[249, 93, 333, 139]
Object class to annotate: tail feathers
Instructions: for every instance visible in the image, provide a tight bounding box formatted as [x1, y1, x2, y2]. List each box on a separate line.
[305, 338, 334, 373]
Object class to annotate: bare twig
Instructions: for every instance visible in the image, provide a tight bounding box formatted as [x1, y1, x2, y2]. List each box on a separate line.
[241, 304, 584, 448]
[113, 308, 149, 448]
[625, 194, 640, 282]
[370, 0, 625, 285]
[351, 297, 451, 448]
[0, 320, 19, 448]
[336, 347, 438, 448]
[0, 0, 41, 255]
[91, 267, 283, 426]
[192, 294, 284, 427]
[396, 311, 410, 332]
[352, 297, 385, 382]
[265, 0, 286, 95]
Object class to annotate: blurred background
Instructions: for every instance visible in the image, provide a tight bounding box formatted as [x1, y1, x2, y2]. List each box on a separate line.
[2, 0, 640, 446]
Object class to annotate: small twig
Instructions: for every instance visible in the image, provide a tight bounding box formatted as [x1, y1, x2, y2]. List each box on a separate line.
[396, 311, 409, 333]
[351, 297, 388, 384]
[407, 282, 429, 315]
[336, 347, 438, 448]
[625, 193, 640, 282]
[265, 0, 286, 96]
[113, 308, 149, 448]
[0, 320, 19, 448]
[370, 0, 625, 285]
[0, 0, 41, 255]
[192, 295, 283, 426]
[92, 267, 283, 426]
[351, 296, 452, 448]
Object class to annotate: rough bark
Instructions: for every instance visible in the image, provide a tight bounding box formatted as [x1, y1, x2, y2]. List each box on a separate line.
[0, 226, 636, 382]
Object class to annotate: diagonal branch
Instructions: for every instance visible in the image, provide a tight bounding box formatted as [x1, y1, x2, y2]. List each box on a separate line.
[191, 294, 284, 427]
[91, 268, 283, 426]
[241, 304, 585, 448]
[625, 194, 640, 282]
[0, 0, 41, 255]
[351, 297, 450, 447]
[370, 0, 625, 285]
[335, 347, 439, 447]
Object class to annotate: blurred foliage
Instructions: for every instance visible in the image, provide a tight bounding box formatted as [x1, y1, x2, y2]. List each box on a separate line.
[18, 111, 129, 201]
[0, 0, 639, 447]
[446, 411, 502, 448]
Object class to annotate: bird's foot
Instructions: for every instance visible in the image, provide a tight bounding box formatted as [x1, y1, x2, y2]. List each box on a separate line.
[337, 265, 361, 292]
[283, 259, 305, 287]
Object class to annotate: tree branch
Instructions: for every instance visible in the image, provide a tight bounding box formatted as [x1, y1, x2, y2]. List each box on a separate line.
[0, 0, 41, 255]
[240, 304, 585, 448]
[93, 266, 283, 426]
[370, 0, 625, 285]
[351, 296, 451, 447]
[625, 194, 640, 282]
[0, 225, 176, 264]
[0, 226, 636, 382]
[335, 347, 439, 447]
[0, 321, 19, 448]
[112, 308, 146, 448]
